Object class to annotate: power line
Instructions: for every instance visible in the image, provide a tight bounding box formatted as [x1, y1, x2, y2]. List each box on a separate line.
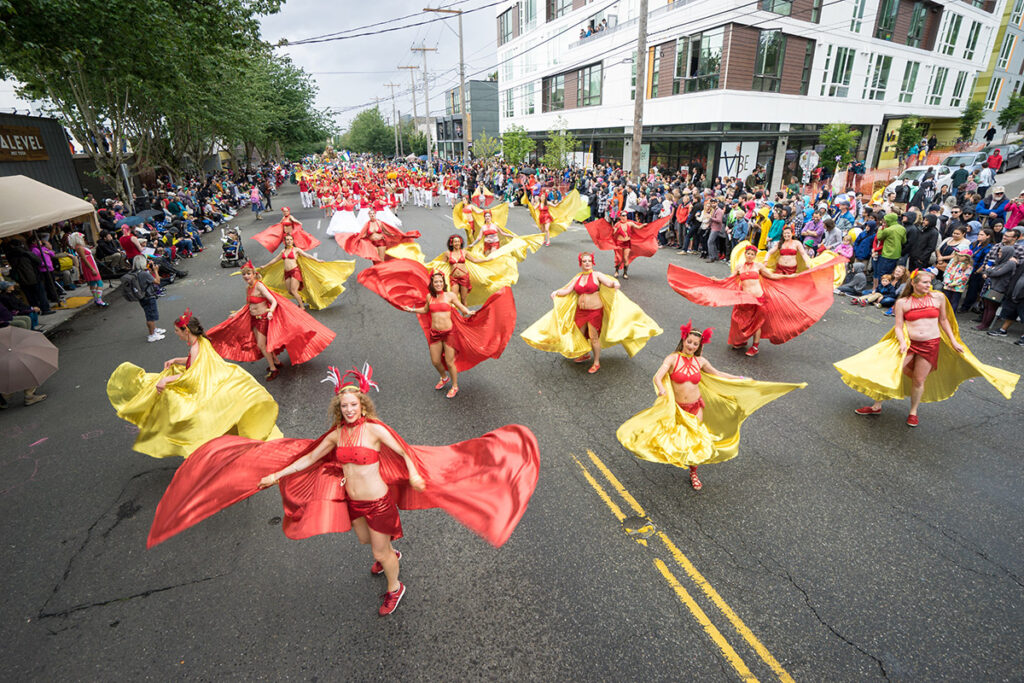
[277, 0, 472, 45]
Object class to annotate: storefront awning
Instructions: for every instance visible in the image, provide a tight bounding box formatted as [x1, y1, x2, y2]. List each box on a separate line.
[0, 174, 98, 240]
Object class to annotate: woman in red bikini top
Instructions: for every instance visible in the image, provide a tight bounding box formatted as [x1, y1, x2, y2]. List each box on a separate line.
[652, 321, 745, 490]
[258, 366, 425, 615]
[535, 194, 554, 246]
[241, 262, 282, 380]
[722, 244, 790, 356]
[550, 252, 621, 374]
[856, 270, 964, 426]
[156, 309, 205, 393]
[468, 210, 513, 255]
[612, 217, 643, 279]
[767, 226, 807, 275]
[403, 271, 474, 399]
[261, 234, 324, 309]
[363, 208, 392, 262]
[443, 234, 494, 305]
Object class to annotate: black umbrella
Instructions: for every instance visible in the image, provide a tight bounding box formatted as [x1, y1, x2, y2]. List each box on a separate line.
[115, 209, 163, 227]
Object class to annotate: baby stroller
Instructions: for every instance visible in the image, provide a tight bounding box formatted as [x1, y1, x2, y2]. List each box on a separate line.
[220, 227, 245, 268]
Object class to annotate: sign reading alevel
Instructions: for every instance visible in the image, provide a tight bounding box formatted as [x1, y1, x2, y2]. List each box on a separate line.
[0, 125, 49, 162]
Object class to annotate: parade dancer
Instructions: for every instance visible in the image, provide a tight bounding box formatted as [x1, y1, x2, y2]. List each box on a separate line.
[253, 207, 321, 253]
[617, 321, 804, 490]
[258, 234, 355, 310]
[147, 364, 541, 618]
[835, 269, 1018, 426]
[585, 214, 671, 279]
[336, 207, 420, 263]
[522, 252, 662, 374]
[764, 226, 811, 275]
[106, 309, 281, 458]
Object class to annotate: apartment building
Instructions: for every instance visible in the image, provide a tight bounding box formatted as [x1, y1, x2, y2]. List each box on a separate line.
[496, 0, 1005, 185]
[435, 79, 500, 159]
[971, 0, 1024, 140]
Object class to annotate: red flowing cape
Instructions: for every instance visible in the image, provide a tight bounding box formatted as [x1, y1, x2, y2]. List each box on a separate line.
[206, 289, 335, 365]
[334, 217, 420, 263]
[147, 421, 540, 548]
[585, 216, 669, 265]
[252, 219, 321, 252]
[666, 258, 843, 345]
[358, 259, 516, 373]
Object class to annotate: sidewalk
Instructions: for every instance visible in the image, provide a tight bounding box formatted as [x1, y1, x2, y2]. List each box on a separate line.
[38, 279, 123, 336]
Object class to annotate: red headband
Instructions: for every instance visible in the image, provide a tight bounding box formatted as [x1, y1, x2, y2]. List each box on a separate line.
[680, 319, 713, 344]
[744, 244, 758, 252]
[243, 259, 255, 270]
[174, 308, 193, 329]
[578, 252, 595, 266]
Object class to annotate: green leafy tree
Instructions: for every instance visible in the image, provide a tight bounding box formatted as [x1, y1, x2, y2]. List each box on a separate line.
[472, 131, 501, 159]
[540, 118, 579, 169]
[996, 94, 1024, 141]
[959, 100, 985, 142]
[502, 124, 535, 164]
[894, 117, 923, 158]
[819, 123, 862, 169]
[344, 108, 394, 155]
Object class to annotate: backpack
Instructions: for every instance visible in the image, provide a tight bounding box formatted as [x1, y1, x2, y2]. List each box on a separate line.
[120, 271, 146, 301]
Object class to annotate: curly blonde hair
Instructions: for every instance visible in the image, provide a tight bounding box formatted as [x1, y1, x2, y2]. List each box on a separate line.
[329, 386, 379, 426]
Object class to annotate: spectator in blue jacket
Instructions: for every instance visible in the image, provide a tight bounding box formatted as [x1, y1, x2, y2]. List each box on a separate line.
[853, 219, 877, 265]
[975, 186, 1009, 225]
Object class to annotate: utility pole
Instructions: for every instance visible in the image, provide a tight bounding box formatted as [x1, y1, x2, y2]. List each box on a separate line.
[411, 46, 437, 160]
[397, 109, 404, 156]
[385, 82, 401, 158]
[424, 7, 470, 164]
[630, 0, 649, 181]
[398, 66, 419, 157]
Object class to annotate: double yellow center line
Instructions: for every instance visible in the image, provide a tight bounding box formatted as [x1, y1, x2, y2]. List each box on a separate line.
[573, 450, 794, 683]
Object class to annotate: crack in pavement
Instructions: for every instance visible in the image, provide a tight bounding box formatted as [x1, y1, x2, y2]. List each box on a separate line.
[40, 574, 225, 620]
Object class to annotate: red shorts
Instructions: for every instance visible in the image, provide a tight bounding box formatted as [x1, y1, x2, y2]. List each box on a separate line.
[428, 327, 451, 344]
[774, 264, 797, 275]
[615, 240, 632, 250]
[250, 314, 269, 336]
[284, 266, 304, 291]
[450, 272, 472, 291]
[575, 307, 603, 333]
[347, 495, 403, 540]
[904, 337, 940, 375]
[677, 397, 705, 416]
[538, 208, 553, 223]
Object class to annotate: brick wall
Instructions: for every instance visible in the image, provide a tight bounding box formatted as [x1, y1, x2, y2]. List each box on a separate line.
[563, 69, 579, 109]
[781, 36, 813, 95]
[791, 0, 819, 23]
[657, 41, 677, 97]
[724, 24, 759, 90]
[921, 3, 941, 51]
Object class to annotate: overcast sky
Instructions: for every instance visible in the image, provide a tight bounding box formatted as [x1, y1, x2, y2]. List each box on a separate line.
[0, 0, 498, 132]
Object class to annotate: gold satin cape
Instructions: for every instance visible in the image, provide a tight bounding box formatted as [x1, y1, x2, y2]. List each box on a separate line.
[454, 200, 544, 261]
[107, 337, 282, 459]
[521, 276, 662, 358]
[730, 240, 846, 286]
[617, 375, 805, 467]
[425, 250, 520, 307]
[257, 253, 356, 310]
[833, 298, 1019, 402]
[522, 190, 586, 238]
[453, 200, 510, 240]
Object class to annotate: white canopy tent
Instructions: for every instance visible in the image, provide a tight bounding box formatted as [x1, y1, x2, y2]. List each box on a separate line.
[0, 175, 98, 241]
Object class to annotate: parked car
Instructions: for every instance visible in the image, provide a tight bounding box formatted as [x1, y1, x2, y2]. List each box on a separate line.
[940, 151, 988, 175]
[884, 165, 954, 197]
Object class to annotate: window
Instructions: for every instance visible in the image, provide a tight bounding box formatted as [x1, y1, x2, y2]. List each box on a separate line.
[542, 74, 564, 112]
[521, 81, 536, 115]
[963, 21, 982, 60]
[850, 0, 866, 32]
[498, 9, 514, 46]
[674, 28, 724, 93]
[760, 0, 791, 15]
[811, 0, 822, 22]
[577, 63, 602, 106]
[907, 2, 927, 48]
[939, 14, 962, 56]
[547, 0, 571, 21]
[752, 31, 787, 92]
[985, 77, 1003, 109]
[997, 34, 1016, 70]
[950, 71, 969, 108]
[502, 89, 514, 117]
[820, 45, 854, 97]
[899, 61, 920, 103]
[520, 0, 537, 33]
[863, 54, 892, 101]
[1013, 0, 1024, 25]
[927, 66, 948, 105]
[649, 47, 661, 98]
[799, 42, 815, 96]
[875, 0, 898, 40]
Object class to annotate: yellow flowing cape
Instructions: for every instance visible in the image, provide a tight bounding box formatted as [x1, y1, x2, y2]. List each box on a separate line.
[257, 253, 355, 310]
[833, 298, 1019, 402]
[425, 251, 519, 307]
[107, 337, 282, 459]
[521, 190, 585, 238]
[453, 200, 510, 241]
[730, 240, 846, 286]
[521, 277, 662, 358]
[617, 374, 806, 467]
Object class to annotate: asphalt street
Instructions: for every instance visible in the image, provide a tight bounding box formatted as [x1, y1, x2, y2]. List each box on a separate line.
[2, 183, 1022, 681]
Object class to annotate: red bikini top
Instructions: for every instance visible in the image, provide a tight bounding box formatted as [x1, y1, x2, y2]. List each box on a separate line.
[669, 354, 701, 385]
[448, 250, 466, 265]
[614, 224, 631, 239]
[334, 423, 380, 465]
[779, 248, 798, 256]
[739, 270, 760, 281]
[246, 287, 266, 304]
[482, 225, 499, 235]
[904, 296, 940, 321]
[284, 249, 296, 259]
[574, 272, 599, 294]
[428, 298, 452, 313]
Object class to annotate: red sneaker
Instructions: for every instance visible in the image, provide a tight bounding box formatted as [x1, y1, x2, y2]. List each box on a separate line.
[744, 344, 759, 357]
[371, 550, 402, 576]
[854, 405, 882, 416]
[379, 583, 406, 616]
[906, 414, 919, 427]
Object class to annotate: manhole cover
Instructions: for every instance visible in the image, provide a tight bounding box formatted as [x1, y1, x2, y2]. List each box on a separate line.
[622, 516, 655, 539]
